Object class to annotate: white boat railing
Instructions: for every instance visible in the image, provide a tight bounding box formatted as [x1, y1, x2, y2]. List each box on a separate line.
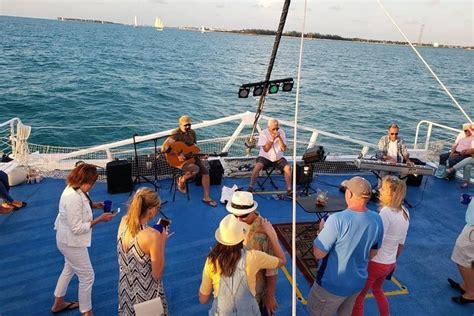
[5, 113, 459, 172]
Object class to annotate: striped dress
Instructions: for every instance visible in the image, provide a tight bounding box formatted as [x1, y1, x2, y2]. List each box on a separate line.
[118, 225, 168, 315]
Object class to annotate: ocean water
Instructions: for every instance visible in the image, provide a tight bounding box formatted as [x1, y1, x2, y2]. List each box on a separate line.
[1, 16, 473, 147]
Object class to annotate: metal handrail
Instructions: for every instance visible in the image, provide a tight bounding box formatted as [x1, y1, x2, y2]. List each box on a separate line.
[414, 120, 461, 151]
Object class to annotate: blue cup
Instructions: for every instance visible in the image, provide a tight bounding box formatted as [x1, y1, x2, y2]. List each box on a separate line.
[461, 194, 472, 205]
[103, 200, 112, 212]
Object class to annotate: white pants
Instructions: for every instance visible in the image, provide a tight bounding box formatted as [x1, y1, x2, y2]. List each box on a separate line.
[54, 241, 95, 313]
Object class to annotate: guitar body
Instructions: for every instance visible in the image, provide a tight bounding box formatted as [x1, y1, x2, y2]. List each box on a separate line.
[165, 141, 201, 169]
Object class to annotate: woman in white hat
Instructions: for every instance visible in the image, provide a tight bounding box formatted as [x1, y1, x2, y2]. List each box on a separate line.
[198, 214, 286, 315]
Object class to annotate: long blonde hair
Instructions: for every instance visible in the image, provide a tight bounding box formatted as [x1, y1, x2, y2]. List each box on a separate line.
[379, 175, 406, 211]
[122, 188, 160, 247]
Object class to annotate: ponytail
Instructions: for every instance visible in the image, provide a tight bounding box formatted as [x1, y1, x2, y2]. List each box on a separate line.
[123, 188, 161, 248]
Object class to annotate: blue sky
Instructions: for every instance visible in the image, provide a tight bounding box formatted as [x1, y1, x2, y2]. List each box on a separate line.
[2, 0, 472, 46]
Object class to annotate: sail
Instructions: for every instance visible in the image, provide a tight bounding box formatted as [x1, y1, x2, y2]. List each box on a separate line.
[201, 25, 205, 33]
[154, 17, 164, 31]
[134, 16, 138, 27]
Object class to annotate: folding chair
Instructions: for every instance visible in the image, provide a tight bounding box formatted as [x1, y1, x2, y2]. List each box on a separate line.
[169, 168, 190, 202]
[257, 164, 279, 191]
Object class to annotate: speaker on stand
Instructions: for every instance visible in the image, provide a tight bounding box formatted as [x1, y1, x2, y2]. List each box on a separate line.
[106, 160, 133, 194]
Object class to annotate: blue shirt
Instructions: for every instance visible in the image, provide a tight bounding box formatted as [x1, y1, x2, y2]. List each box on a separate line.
[314, 208, 384, 296]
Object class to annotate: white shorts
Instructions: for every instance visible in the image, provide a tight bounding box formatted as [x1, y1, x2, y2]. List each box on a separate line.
[451, 225, 474, 268]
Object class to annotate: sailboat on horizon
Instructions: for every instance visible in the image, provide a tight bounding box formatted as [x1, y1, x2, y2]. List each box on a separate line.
[134, 16, 138, 28]
[154, 17, 164, 31]
[201, 25, 205, 34]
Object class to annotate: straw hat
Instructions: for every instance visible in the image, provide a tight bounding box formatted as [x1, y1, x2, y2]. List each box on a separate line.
[226, 191, 258, 216]
[215, 214, 248, 246]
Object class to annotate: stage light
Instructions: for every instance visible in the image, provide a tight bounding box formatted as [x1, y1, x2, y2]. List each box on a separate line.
[238, 86, 250, 98]
[253, 85, 264, 96]
[282, 80, 294, 92]
[268, 83, 279, 94]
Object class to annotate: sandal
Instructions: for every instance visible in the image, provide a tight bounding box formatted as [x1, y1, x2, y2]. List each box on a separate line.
[202, 199, 217, 207]
[461, 181, 469, 188]
[51, 301, 79, 313]
[448, 278, 465, 294]
[176, 177, 187, 194]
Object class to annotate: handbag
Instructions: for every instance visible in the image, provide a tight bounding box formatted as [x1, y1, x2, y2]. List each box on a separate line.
[133, 297, 164, 316]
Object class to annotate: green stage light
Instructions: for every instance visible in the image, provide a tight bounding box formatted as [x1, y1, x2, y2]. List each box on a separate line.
[269, 83, 279, 94]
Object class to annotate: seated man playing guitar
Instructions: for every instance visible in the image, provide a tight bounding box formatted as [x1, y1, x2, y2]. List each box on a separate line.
[162, 115, 217, 207]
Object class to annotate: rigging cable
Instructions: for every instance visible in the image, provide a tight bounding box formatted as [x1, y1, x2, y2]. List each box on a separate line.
[291, 0, 309, 314]
[245, 0, 292, 154]
[376, 0, 472, 124]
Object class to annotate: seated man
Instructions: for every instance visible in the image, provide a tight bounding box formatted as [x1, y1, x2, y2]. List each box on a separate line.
[248, 118, 292, 195]
[438, 123, 474, 180]
[0, 170, 27, 210]
[376, 123, 413, 182]
[162, 115, 217, 207]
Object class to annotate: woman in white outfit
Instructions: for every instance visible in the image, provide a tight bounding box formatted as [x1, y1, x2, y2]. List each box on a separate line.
[51, 163, 114, 315]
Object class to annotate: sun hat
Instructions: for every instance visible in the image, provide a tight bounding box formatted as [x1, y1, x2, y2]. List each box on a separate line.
[214, 214, 249, 246]
[462, 123, 473, 131]
[342, 176, 372, 199]
[179, 115, 192, 125]
[226, 191, 258, 216]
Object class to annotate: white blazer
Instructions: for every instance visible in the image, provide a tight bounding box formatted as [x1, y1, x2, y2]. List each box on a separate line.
[54, 186, 93, 248]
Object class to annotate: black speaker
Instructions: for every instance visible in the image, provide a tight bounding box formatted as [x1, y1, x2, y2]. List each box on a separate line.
[296, 162, 313, 185]
[106, 160, 132, 194]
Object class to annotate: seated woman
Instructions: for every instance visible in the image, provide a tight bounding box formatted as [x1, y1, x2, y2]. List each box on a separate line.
[446, 157, 473, 188]
[117, 188, 169, 315]
[0, 170, 27, 210]
[198, 214, 286, 315]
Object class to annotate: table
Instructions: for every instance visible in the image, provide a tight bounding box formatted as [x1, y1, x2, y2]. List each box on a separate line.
[296, 194, 346, 256]
[296, 194, 347, 221]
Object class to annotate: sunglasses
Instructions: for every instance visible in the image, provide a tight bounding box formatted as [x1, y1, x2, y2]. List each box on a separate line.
[464, 130, 470, 132]
[271, 127, 279, 131]
[390, 133, 398, 136]
[184, 124, 191, 127]
[234, 213, 250, 219]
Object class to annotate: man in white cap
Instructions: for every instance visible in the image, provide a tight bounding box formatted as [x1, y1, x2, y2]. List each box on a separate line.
[226, 191, 280, 315]
[162, 115, 217, 207]
[307, 176, 383, 316]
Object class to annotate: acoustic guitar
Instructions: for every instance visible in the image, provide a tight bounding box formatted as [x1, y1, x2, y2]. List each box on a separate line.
[165, 141, 210, 169]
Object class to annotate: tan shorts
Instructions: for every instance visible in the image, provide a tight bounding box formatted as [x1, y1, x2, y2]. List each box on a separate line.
[451, 225, 474, 268]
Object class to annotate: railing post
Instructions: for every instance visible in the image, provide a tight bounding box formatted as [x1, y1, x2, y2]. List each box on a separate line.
[425, 123, 433, 151]
[221, 120, 248, 154]
[308, 131, 319, 148]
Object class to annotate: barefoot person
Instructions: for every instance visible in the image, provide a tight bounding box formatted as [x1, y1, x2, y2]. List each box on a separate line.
[51, 163, 114, 315]
[248, 119, 292, 195]
[162, 115, 217, 207]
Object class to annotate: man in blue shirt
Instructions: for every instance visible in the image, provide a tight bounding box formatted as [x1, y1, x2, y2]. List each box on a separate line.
[307, 176, 383, 316]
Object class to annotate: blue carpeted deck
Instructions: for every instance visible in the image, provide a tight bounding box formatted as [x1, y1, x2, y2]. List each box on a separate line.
[0, 173, 473, 315]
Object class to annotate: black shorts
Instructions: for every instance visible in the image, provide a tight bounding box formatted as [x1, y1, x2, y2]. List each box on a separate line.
[256, 156, 289, 172]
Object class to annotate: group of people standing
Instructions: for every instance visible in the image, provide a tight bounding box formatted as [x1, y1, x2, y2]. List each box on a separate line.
[47, 117, 473, 315]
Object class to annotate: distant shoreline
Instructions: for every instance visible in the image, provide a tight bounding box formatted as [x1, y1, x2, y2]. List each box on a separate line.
[53, 17, 473, 49]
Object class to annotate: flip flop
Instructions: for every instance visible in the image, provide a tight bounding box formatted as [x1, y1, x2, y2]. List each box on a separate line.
[51, 301, 79, 313]
[202, 199, 217, 207]
[0, 205, 14, 214]
[448, 278, 466, 294]
[176, 177, 187, 194]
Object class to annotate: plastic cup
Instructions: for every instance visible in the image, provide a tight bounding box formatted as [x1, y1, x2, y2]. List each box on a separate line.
[104, 200, 113, 212]
[461, 193, 472, 205]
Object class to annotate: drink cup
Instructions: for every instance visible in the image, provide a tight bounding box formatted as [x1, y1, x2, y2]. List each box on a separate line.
[316, 189, 328, 206]
[461, 193, 472, 205]
[104, 200, 113, 212]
